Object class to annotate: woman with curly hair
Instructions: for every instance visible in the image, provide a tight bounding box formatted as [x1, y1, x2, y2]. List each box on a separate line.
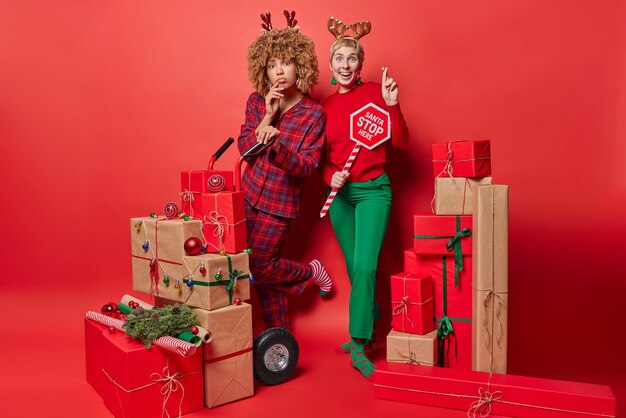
[237, 12, 332, 331]
[319, 17, 409, 379]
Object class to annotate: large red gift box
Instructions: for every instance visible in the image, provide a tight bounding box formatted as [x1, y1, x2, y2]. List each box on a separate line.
[414, 214, 472, 256]
[414, 254, 472, 370]
[181, 169, 234, 194]
[432, 140, 491, 178]
[374, 362, 616, 418]
[84, 318, 204, 418]
[390, 272, 434, 335]
[188, 192, 247, 254]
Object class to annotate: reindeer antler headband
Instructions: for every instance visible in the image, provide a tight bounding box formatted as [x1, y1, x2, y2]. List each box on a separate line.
[327, 16, 371, 41]
[260, 10, 300, 35]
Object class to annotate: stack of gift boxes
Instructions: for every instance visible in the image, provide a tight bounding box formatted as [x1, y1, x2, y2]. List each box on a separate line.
[387, 140, 501, 372]
[377, 141, 616, 417]
[85, 163, 256, 417]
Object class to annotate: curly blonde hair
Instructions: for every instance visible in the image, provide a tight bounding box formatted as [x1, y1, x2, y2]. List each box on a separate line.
[247, 28, 319, 96]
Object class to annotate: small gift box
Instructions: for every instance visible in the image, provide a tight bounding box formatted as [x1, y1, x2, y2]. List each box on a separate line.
[472, 185, 509, 373]
[181, 169, 234, 194]
[433, 177, 492, 215]
[386, 329, 437, 366]
[432, 140, 491, 178]
[374, 362, 616, 418]
[390, 272, 434, 335]
[84, 318, 204, 418]
[184, 191, 247, 254]
[192, 303, 254, 408]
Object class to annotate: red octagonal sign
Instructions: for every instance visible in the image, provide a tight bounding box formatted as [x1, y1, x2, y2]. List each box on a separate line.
[350, 102, 391, 150]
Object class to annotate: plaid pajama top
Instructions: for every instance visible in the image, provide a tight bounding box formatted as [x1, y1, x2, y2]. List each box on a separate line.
[238, 92, 326, 219]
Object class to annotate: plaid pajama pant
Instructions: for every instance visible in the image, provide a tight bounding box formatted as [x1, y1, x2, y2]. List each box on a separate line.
[245, 201, 312, 329]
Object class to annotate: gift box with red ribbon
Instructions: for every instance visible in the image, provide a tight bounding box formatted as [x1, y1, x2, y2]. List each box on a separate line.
[432, 140, 491, 178]
[390, 272, 434, 335]
[181, 169, 234, 194]
[193, 303, 254, 408]
[84, 317, 204, 418]
[374, 362, 616, 418]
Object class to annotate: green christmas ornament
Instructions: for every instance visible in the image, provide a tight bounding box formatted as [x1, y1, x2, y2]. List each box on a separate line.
[150, 213, 157, 218]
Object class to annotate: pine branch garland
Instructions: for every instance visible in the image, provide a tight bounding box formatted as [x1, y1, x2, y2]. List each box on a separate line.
[123, 303, 199, 348]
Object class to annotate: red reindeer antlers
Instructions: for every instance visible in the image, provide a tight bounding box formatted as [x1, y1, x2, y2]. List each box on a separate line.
[260, 11, 272, 31]
[260, 10, 299, 32]
[327, 16, 371, 40]
[284, 10, 298, 28]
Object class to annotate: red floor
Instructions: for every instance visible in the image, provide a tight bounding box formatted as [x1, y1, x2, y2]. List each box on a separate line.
[2, 280, 621, 418]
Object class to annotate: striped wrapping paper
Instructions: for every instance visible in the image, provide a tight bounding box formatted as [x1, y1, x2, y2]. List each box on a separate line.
[85, 311, 197, 357]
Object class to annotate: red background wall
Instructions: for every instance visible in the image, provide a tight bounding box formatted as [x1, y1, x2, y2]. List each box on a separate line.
[1, 0, 625, 416]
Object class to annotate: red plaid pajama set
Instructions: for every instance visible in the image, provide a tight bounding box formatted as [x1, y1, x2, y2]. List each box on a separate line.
[237, 92, 326, 329]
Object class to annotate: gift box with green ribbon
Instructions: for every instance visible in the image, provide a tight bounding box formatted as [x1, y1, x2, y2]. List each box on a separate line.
[180, 252, 251, 311]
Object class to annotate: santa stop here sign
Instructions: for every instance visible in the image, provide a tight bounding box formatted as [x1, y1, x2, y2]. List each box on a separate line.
[350, 102, 391, 150]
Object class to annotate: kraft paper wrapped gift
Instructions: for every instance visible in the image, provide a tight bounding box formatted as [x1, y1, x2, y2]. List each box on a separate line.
[130, 216, 203, 263]
[131, 255, 186, 298]
[433, 177, 492, 215]
[192, 303, 254, 408]
[181, 169, 234, 194]
[133, 252, 250, 310]
[390, 272, 434, 335]
[432, 140, 491, 178]
[84, 317, 204, 418]
[374, 362, 616, 418]
[386, 329, 437, 366]
[472, 185, 509, 374]
[191, 192, 247, 254]
[181, 252, 250, 310]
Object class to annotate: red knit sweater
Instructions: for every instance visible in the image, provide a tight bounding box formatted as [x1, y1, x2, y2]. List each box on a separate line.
[320, 82, 409, 186]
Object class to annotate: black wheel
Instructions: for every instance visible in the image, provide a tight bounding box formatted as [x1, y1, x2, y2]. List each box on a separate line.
[253, 327, 299, 385]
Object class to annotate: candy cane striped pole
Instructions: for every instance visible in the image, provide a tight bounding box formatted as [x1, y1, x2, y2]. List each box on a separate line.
[320, 144, 362, 218]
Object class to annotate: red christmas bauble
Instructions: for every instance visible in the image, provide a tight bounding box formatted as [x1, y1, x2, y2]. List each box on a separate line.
[184, 237, 203, 256]
[191, 326, 199, 335]
[101, 302, 118, 315]
[234, 298, 242, 306]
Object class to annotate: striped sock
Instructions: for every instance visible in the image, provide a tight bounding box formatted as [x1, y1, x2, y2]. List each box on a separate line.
[309, 259, 332, 296]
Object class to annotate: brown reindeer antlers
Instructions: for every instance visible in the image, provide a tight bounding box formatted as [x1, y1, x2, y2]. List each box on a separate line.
[327, 17, 349, 39]
[284, 10, 298, 28]
[327, 16, 371, 41]
[350, 21, 371, 40]
[260, 11, 272, 32]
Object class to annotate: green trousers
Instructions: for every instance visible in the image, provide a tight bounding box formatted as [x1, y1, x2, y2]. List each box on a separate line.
[329, 173, 392, 339]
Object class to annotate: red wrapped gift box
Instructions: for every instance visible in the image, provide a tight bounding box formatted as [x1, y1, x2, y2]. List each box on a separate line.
[181, 169, 234, 194]
[374, 362, 616, 418]
[181, 191, 247, 254]
[432, 140, 491, 178]
[414, 214, 472, 256]
[390, 272, 434, 335]
[84, 318, 204, 418]
[413, 254, 472, 370]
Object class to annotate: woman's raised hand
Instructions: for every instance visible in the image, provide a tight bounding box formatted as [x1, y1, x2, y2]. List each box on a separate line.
[265, 82, 284, 119]
[382, 67, 399, 106]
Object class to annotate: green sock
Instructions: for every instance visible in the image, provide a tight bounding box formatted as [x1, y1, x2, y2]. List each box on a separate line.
[350, 338, 375, 378]
[337, 338, 373, 354]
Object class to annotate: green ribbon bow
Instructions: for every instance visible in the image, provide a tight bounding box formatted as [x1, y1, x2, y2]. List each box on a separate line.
[445, 218, 472, 287]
